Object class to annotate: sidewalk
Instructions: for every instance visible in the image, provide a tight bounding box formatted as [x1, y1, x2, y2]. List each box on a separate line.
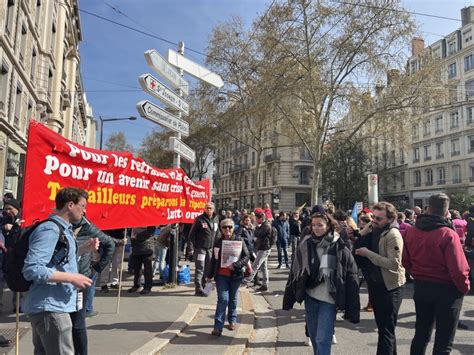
[0, 261, 256, 355]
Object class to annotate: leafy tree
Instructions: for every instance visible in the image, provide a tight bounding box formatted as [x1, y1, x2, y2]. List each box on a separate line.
[104, 132, 134, 153]
[448, 193, 474, 214]
[207, 0, 445, 205]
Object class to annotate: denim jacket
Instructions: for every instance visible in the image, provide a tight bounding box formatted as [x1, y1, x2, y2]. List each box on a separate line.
[23, 214, 78, 314]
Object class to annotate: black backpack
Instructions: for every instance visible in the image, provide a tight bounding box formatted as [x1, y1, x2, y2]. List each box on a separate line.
[4, 218, 69, 292]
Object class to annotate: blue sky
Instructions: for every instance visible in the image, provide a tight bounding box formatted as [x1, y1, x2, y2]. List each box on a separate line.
[79, 0, 471, 149]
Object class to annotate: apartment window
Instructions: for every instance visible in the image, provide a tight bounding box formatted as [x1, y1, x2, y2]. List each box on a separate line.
[414, 170, 421, 187]
[469, 136, 474, 153]
[425, 169, 433, 186]
[392, 174, 397, 189]
[468, 107, 474, 124]
[19, 24, 27, 63]
[390, 150, 396, 166]
[413, 147, 420, 163]
[448, 40, 456, 55]
[450, 111, 459, 129]
[436, 142, 444, 158]
[424, 145, 431, 161]
[244, 175, 248, 190]
[26, 101, 33, 133]
[451, 139, 460, 156]
[400, 171, 405, 188]
[47, 68, 53, 95]
[448, 62, 457, 78]
[437, 167, 446, 184]
[251, 151, 255, 166]
[435, 116, 443, 132]
[0, 62, 10, 111]
[412, 123, 419, 139]
[399, 148, 405, 164]
[14, 85, 22, 128]
[35, 0, 42, 28]
[452, 165, 461, 183]
[470, 163, 474, 182]
[30, 49, 37, 83]
[5, 0, 15, 37]
[423, 120, 431, 136]
[299, 168, 310, 185]
[272, 167, 278, 185]
[251, 173, 255, 188]
[464, 28, 473, 43]
[466, 79, 474, 99]
[465, 54, 474, 72]
[51, 21, 57, 54]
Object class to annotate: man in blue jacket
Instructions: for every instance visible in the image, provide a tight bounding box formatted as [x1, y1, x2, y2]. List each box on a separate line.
[23, 187, 93, 355]
[273, 211, 289, 269]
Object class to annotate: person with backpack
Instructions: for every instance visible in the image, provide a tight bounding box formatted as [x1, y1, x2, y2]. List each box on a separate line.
[21, 187, 93, 355]
[243, 209, 274, 292]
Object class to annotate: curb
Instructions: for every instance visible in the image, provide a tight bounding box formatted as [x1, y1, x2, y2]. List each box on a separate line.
[131, 288, 254, 355]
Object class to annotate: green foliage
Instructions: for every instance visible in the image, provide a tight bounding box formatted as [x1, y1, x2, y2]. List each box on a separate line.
[448, 193, 474, 213]
[104, 132, 134, 153]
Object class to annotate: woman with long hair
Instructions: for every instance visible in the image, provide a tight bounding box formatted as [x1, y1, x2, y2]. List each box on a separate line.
[283, 213, 360, 355]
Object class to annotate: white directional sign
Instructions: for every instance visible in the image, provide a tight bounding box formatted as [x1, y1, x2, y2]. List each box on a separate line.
[136, 100, 189, 136]
[139, 74, 189, 116]
[169, 137, 195, 163]
[145, 49, 190, 96]
[167, 49, 224, 88]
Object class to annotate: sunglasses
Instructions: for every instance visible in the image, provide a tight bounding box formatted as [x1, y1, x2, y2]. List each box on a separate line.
[221, 225, 233, 229]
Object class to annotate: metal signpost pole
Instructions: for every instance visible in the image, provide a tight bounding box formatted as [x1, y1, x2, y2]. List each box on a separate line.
[169, 42, 185, 285]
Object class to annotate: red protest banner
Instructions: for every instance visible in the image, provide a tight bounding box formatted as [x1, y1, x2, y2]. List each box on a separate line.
[22, 121, 210, 229]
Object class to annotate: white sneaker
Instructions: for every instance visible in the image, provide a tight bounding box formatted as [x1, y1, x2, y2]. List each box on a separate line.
[332, 334, 337, 344]
[304, 337, 312, 346]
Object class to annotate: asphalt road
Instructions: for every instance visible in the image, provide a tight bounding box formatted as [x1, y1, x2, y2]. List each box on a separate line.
[256, 250, 474, 355]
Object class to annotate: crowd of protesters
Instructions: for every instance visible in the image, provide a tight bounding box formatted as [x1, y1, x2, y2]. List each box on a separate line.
[0, 187, 472, 354]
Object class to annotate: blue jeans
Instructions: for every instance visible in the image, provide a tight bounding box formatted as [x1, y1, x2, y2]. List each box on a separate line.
[86, 273, 97, 314]
[214, 275, 241, 330]
[276, 238, 289, 265]
[305, 294, 337, 355]
[152, 241, 168, 277]
[70, 289, 89, 355]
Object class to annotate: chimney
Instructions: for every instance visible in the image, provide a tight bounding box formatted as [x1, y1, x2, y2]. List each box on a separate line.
[411, 37, 425, 56]
[461, 6, 474, 26]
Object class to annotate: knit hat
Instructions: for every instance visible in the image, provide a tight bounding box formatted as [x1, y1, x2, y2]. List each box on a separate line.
[4, 198, 21, 211]
[254, 208, 265, 218]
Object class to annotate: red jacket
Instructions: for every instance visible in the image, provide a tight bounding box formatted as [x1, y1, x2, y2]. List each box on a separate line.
[403, 214, 470, 294]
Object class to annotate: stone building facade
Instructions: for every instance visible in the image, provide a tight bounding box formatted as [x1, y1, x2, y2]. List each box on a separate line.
[0, 0, 95, 200]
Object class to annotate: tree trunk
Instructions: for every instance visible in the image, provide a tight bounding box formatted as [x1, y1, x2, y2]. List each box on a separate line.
[253, 146, 263, 208]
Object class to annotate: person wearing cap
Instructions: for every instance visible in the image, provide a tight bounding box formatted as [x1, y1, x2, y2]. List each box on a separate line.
[1, 198, 24, 312]
[243, 209, 273, 291]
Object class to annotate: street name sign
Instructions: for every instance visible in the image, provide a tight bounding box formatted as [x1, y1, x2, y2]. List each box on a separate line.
[139, 74, 189, 116]
[136, 100, 189, 137]
[145, 49, 190, 96]
[167, 49, 224, 88]
[169, 137, 195, 163]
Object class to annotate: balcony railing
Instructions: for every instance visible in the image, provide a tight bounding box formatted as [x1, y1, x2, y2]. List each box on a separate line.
[414, 182, 421, 187]
[424, 156, 432, 161]
[413, 158, 420, 163]
[437, 179, 446, 185]
[436, 154, 444, 159]
[451, 151, 461, 157]
[425, 181, 433, 186]
[264, 154, 280, 163]
[298, 179, 310, 185]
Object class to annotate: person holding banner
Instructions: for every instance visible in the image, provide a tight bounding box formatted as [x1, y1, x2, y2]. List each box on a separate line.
[189, 202, 219, 296]
[206, 218, 250, 336]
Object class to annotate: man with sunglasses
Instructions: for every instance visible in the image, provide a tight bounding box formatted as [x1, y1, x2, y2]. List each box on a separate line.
[189, 202, 219, 296]
[355, 202, 406, 355]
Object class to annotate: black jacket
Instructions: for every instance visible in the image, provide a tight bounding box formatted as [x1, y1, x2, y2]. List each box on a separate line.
[255, 221, 273, 251]
[283, 235, 360, 323]
[131, 227, 155, 255]
[239, 225, 255, 255]
[289, 217, 301, 237]
[207, 234, 250, 280]
[189, 213, 219, 250]
[73, 217, 115, 277]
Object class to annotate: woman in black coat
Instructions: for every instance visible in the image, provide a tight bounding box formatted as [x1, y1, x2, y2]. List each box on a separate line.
[206, 218, 249, 336]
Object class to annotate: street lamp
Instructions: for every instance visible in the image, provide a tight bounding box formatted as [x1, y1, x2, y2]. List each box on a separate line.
[99, 115, 137, 149]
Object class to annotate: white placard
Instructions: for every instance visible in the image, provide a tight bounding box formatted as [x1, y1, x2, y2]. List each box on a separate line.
[136, 100, 189, 136]
[145, 49, 190, 95]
